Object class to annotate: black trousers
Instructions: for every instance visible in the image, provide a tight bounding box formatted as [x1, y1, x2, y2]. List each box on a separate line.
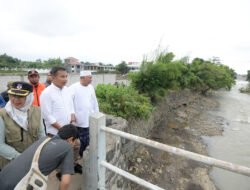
[77, 127, 89, 157]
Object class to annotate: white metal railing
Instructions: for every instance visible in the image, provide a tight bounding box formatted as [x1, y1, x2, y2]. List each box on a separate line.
[82, 113, 250, 190]
[101, 161, 164, 190]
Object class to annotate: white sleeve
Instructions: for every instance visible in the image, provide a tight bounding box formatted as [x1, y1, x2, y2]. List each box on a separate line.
[40, 91, 57, 125]
[91, 86, 99, 113]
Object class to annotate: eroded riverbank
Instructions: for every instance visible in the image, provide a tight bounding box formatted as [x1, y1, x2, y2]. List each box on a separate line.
[48, 91, 226, 190]
[129, 94, 223, 190]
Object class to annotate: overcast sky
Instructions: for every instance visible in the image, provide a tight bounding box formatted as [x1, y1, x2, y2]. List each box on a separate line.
[0, 0, 249, 74]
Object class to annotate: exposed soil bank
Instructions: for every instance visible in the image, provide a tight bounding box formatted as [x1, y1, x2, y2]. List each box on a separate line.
[129, 94, 224, 190]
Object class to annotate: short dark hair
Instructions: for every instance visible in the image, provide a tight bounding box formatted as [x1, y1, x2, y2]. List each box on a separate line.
[50, 66, 67, 76]
[58, 124, 79, 140]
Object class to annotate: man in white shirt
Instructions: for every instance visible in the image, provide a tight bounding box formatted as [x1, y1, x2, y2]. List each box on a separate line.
[69, 70, 99, 157]
[40, 66, 75, 136]
[40, 66, 82, 175]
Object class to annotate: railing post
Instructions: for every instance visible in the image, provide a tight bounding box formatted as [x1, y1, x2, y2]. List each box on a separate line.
[83, 112, 106, 190]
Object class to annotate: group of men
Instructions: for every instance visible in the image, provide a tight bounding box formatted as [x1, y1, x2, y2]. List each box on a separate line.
[40, 67, 99, 173]
[0, 66, 99, 189]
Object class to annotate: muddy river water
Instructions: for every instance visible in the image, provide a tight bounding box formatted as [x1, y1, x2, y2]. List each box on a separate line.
[204, 80, 250, 190]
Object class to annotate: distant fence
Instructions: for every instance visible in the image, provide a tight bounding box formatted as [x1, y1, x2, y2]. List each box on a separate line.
[84, 113, 250, 190]
[0, 73, 118, 92]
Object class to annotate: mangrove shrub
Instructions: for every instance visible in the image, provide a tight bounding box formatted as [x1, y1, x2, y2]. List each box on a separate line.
[129, 52, 235, 102]
[96, 84, 153, 120]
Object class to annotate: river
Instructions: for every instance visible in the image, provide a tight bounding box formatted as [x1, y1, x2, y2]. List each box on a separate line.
[204, 80, 250, 190]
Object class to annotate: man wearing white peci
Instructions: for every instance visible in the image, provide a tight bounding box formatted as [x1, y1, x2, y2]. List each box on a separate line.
[69, 70, 99, 158]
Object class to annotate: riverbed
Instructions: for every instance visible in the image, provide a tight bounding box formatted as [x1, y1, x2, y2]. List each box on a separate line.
[129, 81, 250, 190]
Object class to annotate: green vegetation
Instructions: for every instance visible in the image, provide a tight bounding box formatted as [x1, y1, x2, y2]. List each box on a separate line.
[116, 61, 129, 74]
[0, 53, 62, 70]
[96, 84, 153, 120]
[0, 54, 21, 70]
[189, 58, 235, 94]
[247, 70, 250, 82]
[129, 52, 235, 102]
[239, 70, 250, 93]
[97, 52, 235, 119]
[1, 52, 236, 121]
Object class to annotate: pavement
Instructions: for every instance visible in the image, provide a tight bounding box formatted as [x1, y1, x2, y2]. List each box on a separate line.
[47, 156, 86, 190]
[47, 171, 84, 190]
[47, 142, 86, 189]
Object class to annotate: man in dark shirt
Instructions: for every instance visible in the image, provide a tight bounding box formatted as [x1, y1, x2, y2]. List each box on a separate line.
[0, 124, 79, 190]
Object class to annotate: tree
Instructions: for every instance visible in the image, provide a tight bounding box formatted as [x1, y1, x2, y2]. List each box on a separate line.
[116, 61, 129, 74]
[129, 60, 192, 102]
[130, 52, 235, 102]
[247, 70, 250, 82]
[156, 52, 175, 64]
[43, 58, 62, 68]
[190, 59, 235, 94]
[0, 53, 20, 70]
